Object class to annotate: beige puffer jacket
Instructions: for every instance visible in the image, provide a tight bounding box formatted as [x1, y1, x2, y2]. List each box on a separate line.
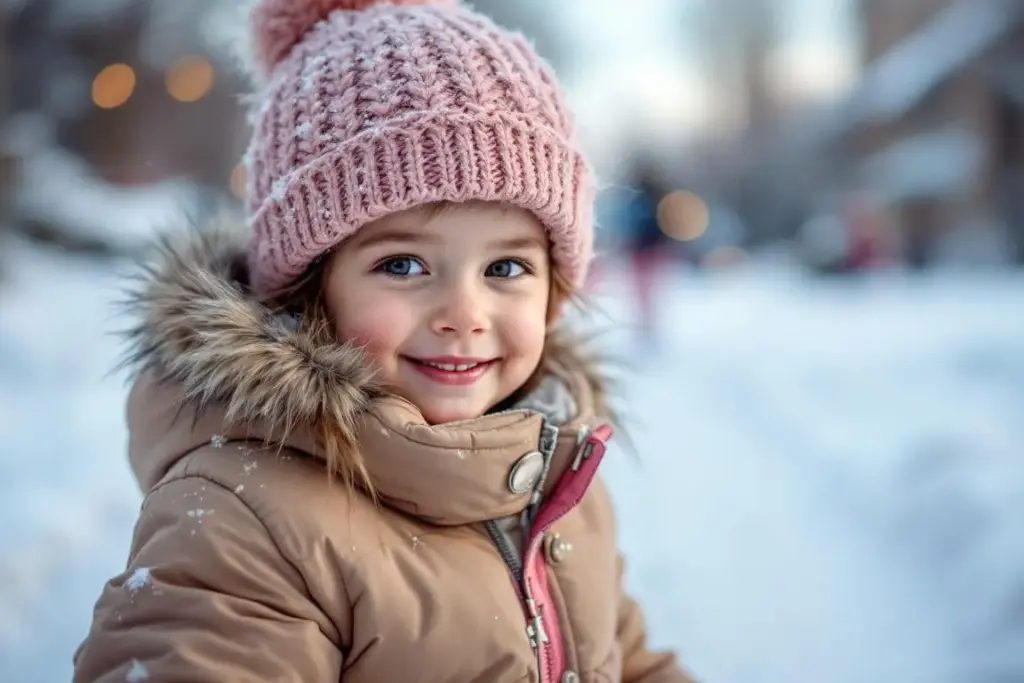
[73, 225, 695, 683]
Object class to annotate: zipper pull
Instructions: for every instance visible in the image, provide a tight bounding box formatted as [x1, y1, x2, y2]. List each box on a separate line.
[570, 429, 595, 471]
[571, 423, 613, 471]
[532, 613, 550, 644]
[526, 614, 549, 647]
[525, 598, 550, 646]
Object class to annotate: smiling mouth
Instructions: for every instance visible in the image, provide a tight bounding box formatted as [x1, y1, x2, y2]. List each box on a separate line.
[420, 360, 486, 371]
[403, 356, 498, 385]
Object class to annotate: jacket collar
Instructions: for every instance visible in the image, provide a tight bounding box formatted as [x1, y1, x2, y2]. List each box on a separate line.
[123, 218, 614, 525]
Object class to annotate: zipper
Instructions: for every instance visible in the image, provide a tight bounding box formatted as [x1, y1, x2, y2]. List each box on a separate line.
[487, 422, 611, 683]
[484, 521, 553, 679]
[522, 419, 561, 682]
[523, 423, 612, 682]
[522, 564, 556, 682]
[485, 519, 523, 583]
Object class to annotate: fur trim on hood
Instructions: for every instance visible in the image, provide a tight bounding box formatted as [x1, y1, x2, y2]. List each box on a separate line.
[119, 216, 613, 484]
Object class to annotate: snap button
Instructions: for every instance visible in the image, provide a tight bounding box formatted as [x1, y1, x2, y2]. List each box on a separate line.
[562, 671, 581, 683]
[546, 533, 573, 564]
[508, 450, 543, 494]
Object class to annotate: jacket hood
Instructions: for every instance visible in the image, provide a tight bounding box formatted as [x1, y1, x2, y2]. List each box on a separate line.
[121, 216, 614, 525]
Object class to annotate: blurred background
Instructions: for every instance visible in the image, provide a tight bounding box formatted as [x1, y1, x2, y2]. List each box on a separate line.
[1, 0, 1023, 681]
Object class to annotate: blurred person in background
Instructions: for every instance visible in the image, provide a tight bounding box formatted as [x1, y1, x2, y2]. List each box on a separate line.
[71, 1, 696, 682]
[840, 192, 890, 272]
[622, 158, 676, 348]
[798, 191, 892, 275]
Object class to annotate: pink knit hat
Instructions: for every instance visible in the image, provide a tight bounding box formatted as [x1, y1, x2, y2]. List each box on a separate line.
[240, 0, 595, 294]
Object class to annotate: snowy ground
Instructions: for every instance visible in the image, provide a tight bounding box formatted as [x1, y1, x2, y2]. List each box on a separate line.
[1, 240, 1023, 683]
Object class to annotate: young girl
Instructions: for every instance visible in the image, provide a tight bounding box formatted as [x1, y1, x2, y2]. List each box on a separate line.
[73, 1, 695, 681]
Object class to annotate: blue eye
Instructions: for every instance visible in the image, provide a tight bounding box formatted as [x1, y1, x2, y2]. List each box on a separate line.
[486, 259, 528, 278]
[376, 256, 426, 277]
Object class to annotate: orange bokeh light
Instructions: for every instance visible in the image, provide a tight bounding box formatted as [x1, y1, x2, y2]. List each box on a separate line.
[166, 55, 215, 103]
[92, 63, 136, 109]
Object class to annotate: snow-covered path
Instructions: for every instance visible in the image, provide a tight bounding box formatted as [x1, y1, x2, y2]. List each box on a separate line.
[2, 245, 1022, 682]
[600, 267, 1024, 683]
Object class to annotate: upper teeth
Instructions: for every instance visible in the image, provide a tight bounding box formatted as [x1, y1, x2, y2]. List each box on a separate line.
[425, 361, 479, 371]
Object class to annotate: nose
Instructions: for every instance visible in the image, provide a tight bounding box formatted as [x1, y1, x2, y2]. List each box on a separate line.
[430, 277, 490, 337]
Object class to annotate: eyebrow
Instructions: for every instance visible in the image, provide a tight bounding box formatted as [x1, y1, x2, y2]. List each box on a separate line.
[488, 236, 547, 251]
[350, 229, 439, 250]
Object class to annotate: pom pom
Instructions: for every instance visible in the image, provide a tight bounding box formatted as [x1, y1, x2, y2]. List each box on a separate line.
[251, 0, 456, 79]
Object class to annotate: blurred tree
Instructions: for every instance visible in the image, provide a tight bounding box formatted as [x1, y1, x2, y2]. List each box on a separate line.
[685, 0, 812, 247]
[0, 4, 11, 259]
[686, 0, 779, 131]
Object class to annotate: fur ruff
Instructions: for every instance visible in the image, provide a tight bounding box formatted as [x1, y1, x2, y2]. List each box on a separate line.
[119, 217, 612, 473]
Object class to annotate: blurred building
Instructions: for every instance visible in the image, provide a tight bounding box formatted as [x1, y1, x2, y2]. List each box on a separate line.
[839, 0, 1024, 266]
[7, 0, 247, 192]
[0, 0, 250, 255]
[1, 9, 13, 231]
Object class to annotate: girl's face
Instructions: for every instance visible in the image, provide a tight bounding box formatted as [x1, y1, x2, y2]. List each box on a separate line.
[324, 202, 551, 425]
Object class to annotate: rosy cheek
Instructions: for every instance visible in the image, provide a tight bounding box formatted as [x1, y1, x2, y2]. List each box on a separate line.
[502, 304, 547, 357]
[334, 305, 404, 359]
